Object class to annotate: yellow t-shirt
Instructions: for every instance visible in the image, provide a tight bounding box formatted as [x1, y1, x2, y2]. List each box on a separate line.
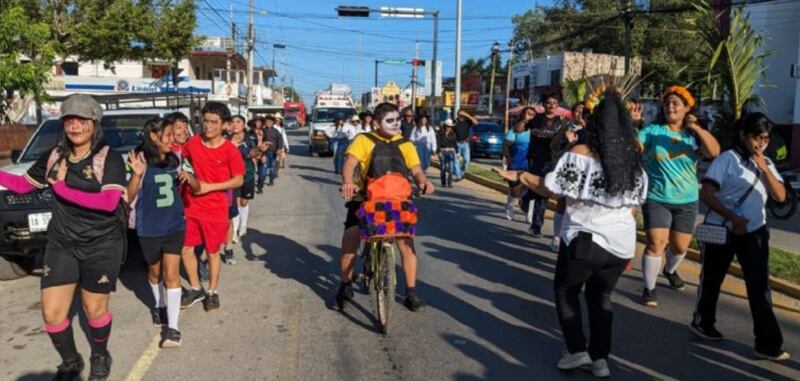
[346, 131, 421, 189]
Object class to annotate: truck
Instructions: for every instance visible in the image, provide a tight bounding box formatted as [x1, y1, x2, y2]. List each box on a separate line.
[0, 92, 204, 280]
[308, 83, 356, 156]
[283, 101, 306, 128]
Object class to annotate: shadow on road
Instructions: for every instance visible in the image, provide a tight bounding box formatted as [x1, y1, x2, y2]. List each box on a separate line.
[297, 174, 341, 187]
[413, 185, 800, 380]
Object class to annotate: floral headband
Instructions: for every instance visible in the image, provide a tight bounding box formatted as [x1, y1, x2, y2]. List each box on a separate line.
[662, 86, 695, 108]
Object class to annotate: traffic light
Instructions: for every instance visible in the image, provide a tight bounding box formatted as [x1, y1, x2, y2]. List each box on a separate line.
[412, 59, 425, 67]
[336, 6, 370, 17]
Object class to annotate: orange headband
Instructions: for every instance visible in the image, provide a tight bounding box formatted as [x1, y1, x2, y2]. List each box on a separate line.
[662, 86, 695, 108]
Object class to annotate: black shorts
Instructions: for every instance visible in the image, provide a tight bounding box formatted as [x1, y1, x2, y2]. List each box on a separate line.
[344, 201, 362, 229]
[642, 199, 698, 234]
[41, 234, 125, 293]
[240, 179, 255, 200]
[139, 230, 185, 265]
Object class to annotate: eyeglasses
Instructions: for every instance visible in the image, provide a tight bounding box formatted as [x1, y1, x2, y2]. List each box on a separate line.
[383, 117, 400, 124]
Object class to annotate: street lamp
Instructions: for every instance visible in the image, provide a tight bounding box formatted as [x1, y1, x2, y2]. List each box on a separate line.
[336, 5, 439, 122]
[488, 41, 501, 115]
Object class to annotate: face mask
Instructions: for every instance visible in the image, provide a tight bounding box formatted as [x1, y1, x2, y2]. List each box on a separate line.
[380, 115, 401, 136]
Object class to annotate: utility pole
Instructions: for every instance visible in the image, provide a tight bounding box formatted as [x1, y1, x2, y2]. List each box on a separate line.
[429, 11, 439, 124]
[411, 41, 420, 115]
[622, 0, 633, 75]
[504, 48, 514, 132]
[488, 42, 500, 116]
[246, 0, 255, 107]
[454, 0, 463, 116]
[374, 60, 380, 88]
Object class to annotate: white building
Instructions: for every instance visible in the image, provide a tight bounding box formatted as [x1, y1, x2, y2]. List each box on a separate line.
[745, 0, 800, 166]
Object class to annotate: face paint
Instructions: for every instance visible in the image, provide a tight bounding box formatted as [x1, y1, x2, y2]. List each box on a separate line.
[380, 112, 402, 136]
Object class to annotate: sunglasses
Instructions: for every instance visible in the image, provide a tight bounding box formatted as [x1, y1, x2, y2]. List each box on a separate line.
[383, 117, 401, 124]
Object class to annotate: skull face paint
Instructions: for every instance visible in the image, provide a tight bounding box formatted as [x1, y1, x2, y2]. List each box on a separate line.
[380, 111, 402, 136]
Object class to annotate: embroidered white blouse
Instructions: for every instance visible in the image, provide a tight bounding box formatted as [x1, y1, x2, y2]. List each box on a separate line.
[544, 152, 648, 259]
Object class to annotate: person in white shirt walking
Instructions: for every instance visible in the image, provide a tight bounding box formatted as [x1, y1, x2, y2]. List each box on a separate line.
[410, 115, 437, 172]
[273, 113, 290, 173]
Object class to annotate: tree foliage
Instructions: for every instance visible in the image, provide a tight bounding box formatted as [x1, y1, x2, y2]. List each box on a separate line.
[0, 3, 55, 120]
[688, 0, 770, 136]
[511, 0, 707, 97]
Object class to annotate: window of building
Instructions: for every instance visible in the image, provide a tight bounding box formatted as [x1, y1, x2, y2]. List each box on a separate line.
[524, 75, 530, 90]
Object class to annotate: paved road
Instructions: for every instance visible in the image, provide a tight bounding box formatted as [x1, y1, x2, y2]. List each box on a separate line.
[2, 129, 800, 381]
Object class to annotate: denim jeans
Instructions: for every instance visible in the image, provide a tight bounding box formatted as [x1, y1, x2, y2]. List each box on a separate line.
[415, 142, 431, 171]
[440, 151, 456, 186]
[332, 139, 348, 174]
[455, 142, 470, 179]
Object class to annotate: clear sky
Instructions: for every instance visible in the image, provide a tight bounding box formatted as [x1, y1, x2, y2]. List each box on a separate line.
[195, 0, 544, 105]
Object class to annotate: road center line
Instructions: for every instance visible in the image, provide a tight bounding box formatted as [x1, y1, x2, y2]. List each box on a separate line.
[123, 332, 161, 381]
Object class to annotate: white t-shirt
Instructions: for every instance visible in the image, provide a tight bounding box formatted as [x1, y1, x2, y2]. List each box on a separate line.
[410, 126, 438, 151]
[274, 126, 290, 153]
[544, 152, 648, 259]
[702, 149, 782, 233]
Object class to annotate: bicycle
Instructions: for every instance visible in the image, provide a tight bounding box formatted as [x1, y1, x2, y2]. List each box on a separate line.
[359, 236, 398, 334]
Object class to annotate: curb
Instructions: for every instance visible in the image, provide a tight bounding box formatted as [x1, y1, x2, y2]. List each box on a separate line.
[431, 160, 800, 301]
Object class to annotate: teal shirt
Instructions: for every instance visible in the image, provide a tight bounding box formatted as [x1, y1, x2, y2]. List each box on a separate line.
[638, 124, 700, 204]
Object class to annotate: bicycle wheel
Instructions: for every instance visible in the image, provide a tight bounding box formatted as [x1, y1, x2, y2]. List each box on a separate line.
[375, 241, 395, 334]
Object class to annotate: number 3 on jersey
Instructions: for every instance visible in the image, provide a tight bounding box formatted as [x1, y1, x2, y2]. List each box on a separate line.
[154, 173, 175, 208]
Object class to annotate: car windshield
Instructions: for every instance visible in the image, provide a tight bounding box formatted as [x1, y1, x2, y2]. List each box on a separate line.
[474, 123, 504, 134]
[286, 117, 298, 122]
[21, 114, 154, 162]
[287, 108, 301, 113]
[314, 108, 354, 123]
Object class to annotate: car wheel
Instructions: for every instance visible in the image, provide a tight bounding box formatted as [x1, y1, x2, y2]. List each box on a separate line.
[0, 255, 33, 280]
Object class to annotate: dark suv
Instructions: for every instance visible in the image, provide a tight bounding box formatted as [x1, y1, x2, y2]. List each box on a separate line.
[0, 109, 175, 280]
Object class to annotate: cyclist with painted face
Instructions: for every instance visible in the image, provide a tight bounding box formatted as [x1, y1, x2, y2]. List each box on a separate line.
[337, 102, 434, 312]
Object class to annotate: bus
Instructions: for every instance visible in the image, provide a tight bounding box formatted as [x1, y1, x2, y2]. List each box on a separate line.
[283, 101, 306, 128]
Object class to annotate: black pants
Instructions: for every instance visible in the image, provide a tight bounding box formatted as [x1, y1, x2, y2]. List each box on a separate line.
[554, 236, 629, 360]
[693, 227, 783, 354]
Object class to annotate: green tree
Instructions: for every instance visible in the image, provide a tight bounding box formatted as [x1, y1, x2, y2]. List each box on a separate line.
[0, 4, 55, 121]
[511, 0, 707, 97]
[688, 0, 771, 139]
[148, 0, 202, 68]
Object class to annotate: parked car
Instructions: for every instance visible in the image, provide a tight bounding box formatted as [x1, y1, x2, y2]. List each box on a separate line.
[0, 108, 184, 280]
[469, 122, 505, 158]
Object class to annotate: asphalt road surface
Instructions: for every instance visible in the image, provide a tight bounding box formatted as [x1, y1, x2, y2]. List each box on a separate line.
[2, 129, 800, 381]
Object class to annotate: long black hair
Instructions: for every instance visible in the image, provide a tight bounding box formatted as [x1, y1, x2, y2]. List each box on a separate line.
[140, 118, 179, 168]
[585, 90, 643, 196]
[734, 112, 773, 160]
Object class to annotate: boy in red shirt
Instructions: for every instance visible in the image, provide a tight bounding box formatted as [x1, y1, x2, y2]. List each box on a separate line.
[180, 102, 245, 312]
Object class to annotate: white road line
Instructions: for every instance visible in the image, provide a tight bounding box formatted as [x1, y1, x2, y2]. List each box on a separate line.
[123, 332, 161, 381]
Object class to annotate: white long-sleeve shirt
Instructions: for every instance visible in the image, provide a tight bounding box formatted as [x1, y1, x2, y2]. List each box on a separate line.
[274, 125, 290, 153]
[410, 126, 438, 152]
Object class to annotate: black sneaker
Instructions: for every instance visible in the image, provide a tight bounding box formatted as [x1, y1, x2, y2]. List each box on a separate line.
[335, 283, 354, 310]
[256, 186, 264, 194]
[53, 355, 84, 381]
[689, 321, 724, 341]
[161, 328, 182, 348]
[180, 287, 205, 310]
[88, 352, 112, 381]
[203, 293, 220, 312]
[268, 179, 275, 186]
[150, 307, 167, 326]
[225, 249, 236, 265]
[404, 289, 425, 312]
[642, 288, 658, 307]
[663, 269, 686, 291]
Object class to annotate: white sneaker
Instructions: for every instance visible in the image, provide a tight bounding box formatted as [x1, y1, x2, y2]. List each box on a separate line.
[505, 204, 514, 221]
[557, 351, 592, 370]
[550, 237, 561, 252]
[589, 359, 611, 378]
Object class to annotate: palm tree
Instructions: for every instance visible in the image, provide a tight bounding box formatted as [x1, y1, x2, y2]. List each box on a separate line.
[688, 0, 771, 136]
